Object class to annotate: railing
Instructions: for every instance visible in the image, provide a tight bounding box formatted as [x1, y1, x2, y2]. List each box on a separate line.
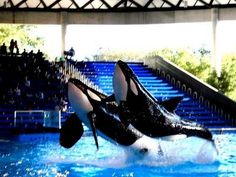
[145, 56, 236, 126]
[65, 59, 104, 93]
[14, 110, 61, 129]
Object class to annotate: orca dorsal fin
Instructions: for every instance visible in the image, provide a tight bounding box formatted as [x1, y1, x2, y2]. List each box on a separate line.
[87, 111, 99, 150]
[159, 96, 183, 113]
[59, 113, 84, 148]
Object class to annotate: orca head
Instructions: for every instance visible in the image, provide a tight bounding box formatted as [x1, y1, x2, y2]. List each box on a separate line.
[69, 79, 93, 123]
[113, 61, 213, 143]
[68, 78, 106, 125]
[61, 78, 102, 149]
[68, 78, 106, 149]
[113, 60, 139, 104]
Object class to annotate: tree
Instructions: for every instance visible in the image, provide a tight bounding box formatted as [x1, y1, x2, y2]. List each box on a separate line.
[0, 24, 43, 53]
[147, 48, 236, 101]
[98, 49, 144, 62]
[220, 54, 236, 100]
[206, 69, 231, 93]
[147, 48, 211, 80]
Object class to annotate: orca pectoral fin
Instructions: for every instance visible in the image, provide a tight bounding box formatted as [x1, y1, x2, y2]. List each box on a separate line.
[59, 113, 84, 148]
[159, 96, 183, 113]
[118, 101, 133, 128]
[87, 111, 99, 150]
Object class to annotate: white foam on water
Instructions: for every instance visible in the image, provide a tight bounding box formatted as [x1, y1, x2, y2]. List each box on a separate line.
[124, 135, 218, 166]
[45, 135, 218, 169]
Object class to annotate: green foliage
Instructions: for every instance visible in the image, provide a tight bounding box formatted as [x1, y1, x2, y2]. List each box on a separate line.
[206, 70, 231, 93]
[220, 54, 236, 100]
[147, 48, 211, 81]
[97, 49, 145, 62]
[147, 48, 236, 101]
[0, 24, 43, 52]
[205, 54, 236, 100]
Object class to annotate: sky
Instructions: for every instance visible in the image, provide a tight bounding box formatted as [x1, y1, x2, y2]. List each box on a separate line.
[34, 21, 236, 61]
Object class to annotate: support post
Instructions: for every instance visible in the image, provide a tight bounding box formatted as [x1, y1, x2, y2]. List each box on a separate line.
[61, 12, 68, 57]
[211, 8, 221, 76]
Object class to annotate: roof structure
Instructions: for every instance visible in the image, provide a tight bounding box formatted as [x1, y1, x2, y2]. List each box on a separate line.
[1, 0, 236, 12]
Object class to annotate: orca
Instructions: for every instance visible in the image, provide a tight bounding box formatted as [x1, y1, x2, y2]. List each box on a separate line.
[60, 78, 144, 150]
[60, 78, 217, 165]
[112, 60, 213, 141]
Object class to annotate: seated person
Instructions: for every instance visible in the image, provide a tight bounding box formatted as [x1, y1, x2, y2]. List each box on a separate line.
[64, 47, 75, 59]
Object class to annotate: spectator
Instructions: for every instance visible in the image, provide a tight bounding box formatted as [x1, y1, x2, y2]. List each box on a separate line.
[59, 97, 68, 112]
[24, 76, 31, 88]
[64, 47, 75, 59]
[9, 97, 15, 105]
[35, 49, 43, 60]
[22, 49, 28, 58]
[14, 40, 19, 54]
[9, 39, 14, 55]
[39, 91, 44, 100]
[0, 43, 7, 56]
[28, 50, 34, 59]
[14, 84, 21, 105]
[14, 84, 21, 97]
[7, 88, 14, 98]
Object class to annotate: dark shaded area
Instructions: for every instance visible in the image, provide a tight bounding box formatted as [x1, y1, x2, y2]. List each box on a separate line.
[0, 51, 68, 135]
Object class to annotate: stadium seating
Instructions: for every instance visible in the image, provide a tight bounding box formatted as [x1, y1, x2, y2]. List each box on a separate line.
[0, 55, 67, 135]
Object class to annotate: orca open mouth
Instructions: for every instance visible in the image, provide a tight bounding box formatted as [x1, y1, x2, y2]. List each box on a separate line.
[68, 78, 88, 93]
[116, 60, 135, 79]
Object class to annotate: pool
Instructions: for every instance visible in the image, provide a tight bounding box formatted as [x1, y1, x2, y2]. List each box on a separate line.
[0, 132, 235, 177]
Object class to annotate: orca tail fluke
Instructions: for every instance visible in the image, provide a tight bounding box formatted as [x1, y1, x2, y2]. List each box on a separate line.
[181, 119, 213, 141]
[88, 111, 99, 150]
[60, 113, 84, 148]
[197, 127, 213, 141]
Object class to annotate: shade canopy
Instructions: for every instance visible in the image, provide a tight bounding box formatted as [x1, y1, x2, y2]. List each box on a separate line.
[1, 0, 236, 12]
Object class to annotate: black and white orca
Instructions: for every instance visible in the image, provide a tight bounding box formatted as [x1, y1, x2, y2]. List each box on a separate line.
[60, 78, 145, 150]
[112, 60, 213, 141]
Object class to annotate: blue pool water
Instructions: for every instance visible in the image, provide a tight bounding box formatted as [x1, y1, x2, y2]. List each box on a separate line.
[0, 132, 236, 177]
